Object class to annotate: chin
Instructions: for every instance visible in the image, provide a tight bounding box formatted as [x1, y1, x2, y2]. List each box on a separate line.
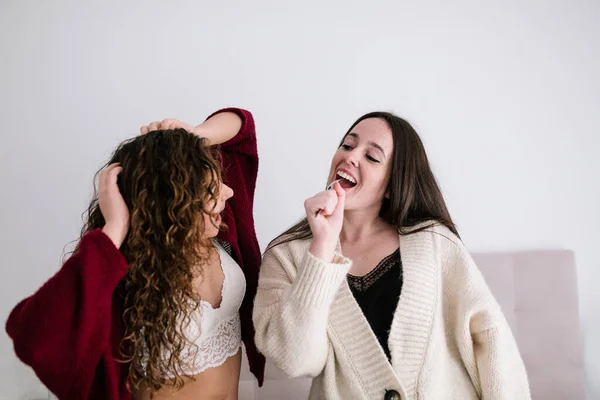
[342, 201, 357, 211]
[344, 200, 379, 212]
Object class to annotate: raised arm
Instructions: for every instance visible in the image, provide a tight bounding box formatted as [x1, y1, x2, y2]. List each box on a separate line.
[5, 229, 128, 397]
[5, 163, 130, 398]
[140, 107, 255, 149]
[253, 243, 351, 378]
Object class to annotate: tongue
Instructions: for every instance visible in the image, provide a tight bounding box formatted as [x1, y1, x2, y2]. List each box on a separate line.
[339, 178, 355, 190]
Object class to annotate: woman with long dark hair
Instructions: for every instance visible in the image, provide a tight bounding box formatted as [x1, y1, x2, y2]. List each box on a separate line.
[253, 112, 530, 399]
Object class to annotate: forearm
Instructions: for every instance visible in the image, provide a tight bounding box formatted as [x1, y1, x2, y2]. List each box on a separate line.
[5, 229, 128, 395]
[253, 250, 351, 378]
[194, 111, 243, 146]
[473, 324, 531, 399]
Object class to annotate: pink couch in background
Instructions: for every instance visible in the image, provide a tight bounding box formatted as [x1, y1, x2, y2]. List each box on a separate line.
[238, 250, 585, 399]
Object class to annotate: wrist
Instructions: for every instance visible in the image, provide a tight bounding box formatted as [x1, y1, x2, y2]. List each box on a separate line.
[192, 124, 205, 136]
[193, 111, 241, 146]
[309, 238, 338, 263]
[192, 124, 216, 146]
[102, 223, 127, 249]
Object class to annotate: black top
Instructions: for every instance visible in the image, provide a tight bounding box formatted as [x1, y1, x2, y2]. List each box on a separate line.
[347, 249, 403, 361]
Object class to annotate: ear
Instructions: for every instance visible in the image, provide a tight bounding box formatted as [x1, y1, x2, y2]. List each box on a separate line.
[385, 189, 390, 199]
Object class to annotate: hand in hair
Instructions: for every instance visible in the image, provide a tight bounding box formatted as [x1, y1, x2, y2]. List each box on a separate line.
[304, 182, 345, 263]
[140, 112, 243, 146]
[140, 119, 195, 135]
[98, 163, 129, 249]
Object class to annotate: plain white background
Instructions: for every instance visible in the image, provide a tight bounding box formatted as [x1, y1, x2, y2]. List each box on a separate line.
[1, 1, 598, 398]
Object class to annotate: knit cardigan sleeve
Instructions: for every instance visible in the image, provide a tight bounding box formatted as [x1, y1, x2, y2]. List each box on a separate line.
[449, 240, 531, 400]
[5, 229, 128, 398]
[253, 242, 352, 378]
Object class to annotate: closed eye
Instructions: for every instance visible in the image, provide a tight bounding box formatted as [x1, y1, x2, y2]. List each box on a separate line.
[341, 144, 353, 150]
[367, 155, 380, 163]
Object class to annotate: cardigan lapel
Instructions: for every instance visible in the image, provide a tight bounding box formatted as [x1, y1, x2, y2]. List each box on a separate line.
[388, 230, 438, 398]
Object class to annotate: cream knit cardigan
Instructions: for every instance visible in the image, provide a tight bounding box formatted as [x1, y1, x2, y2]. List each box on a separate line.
[253, 224, 531, 400]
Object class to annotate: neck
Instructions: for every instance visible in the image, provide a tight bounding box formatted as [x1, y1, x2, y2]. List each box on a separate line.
[340, 207, 389, 243]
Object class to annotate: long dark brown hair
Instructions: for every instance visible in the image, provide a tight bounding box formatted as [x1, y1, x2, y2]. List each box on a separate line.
[78, 128, 223, 393]
[267, 111, 458, 251]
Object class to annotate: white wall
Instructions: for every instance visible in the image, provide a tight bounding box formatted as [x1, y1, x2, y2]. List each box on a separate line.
[1, 0, 598, 398]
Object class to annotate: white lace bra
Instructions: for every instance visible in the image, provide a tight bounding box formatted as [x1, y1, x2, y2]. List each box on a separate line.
[139, 239, 246, 377]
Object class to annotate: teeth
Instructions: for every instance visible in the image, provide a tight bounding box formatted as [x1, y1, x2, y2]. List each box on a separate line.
[337, 170, 356, 184]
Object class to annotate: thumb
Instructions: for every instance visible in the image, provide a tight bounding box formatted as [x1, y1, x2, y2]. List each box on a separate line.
[332, 182, 346, 216]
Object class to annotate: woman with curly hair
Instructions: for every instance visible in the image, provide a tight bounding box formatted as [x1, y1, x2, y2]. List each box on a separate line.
[5, 108, 265, 400]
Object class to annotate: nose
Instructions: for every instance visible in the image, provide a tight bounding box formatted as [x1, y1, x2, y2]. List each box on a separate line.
[343, 148, 359, 168]
[221, 183, 234, 200]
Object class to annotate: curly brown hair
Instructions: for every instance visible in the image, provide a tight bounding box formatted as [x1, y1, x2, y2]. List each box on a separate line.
[78, 128, 223, 393]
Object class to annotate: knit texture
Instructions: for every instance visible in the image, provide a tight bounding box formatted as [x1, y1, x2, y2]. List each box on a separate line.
[253, 223, 531, 400]
[211, 108, 266, 385]
[6, 229, 130, 400]
[6, 108, 264, 399]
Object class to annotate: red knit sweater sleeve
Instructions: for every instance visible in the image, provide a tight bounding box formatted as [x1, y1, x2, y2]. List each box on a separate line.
[5, 229, 129, 398]
[209, 107, 259, 261]
[206, 107, 258, 159]
[210, 108, 266, 385]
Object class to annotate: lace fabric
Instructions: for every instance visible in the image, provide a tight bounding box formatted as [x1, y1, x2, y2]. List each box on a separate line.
[347, 249, 401, 292]
[137, 240, 245, 378]
[175, 314, 242, 376]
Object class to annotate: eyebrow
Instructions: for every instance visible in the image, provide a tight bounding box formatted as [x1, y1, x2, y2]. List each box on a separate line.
[346, 133, 387, 159]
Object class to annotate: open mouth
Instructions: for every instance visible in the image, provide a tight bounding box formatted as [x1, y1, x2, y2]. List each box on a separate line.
[213, 212, 222, 226]
[335, 169, 357, 190]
